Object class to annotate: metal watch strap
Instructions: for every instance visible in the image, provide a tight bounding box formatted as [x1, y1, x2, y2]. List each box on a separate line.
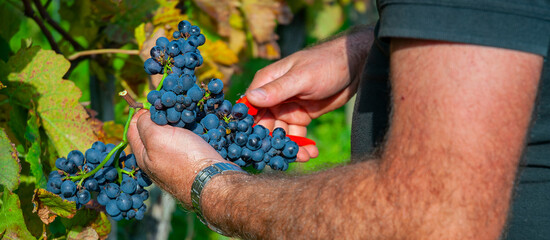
[191, 162, 248, 235]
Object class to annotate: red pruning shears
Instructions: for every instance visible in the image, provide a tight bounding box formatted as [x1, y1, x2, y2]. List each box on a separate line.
[236, 96, 316, 146]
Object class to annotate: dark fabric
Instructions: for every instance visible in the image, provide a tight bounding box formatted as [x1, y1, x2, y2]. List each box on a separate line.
[350, 0, 550, 238]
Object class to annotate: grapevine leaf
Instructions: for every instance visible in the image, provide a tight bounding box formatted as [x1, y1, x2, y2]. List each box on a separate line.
[24, 109, 47, 189]
[32, 188, 77, 224]
[0, 127, 20, 191]
[241, 0, 279, 43]
[62, 208, 110, 240]
[5, 47, 96, 156]
[0, 190, 36, 240]
[307, 2, 344, 40]
[0, 80, 5, 90]
[193, 0, 233, 37]
[67, 226, 99, 240]
[201, 40, 239, 66]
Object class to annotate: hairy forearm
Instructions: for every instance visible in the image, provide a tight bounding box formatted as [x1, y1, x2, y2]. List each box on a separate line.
[201, 160, 389, 239]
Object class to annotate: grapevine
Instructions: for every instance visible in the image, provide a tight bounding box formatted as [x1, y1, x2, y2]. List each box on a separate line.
[44, 20, 300, 223]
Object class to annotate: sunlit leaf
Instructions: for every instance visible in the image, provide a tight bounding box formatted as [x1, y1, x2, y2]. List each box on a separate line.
[5, 47, 96, 156]
[241, 0, 279, 44]
[32, 188, 77, 224]
[201, 40, 239, 66]
[0, 190, 36, 240]
[0, 128, 20, 191]
[308, 1, 344, 40]
[62, 208, 110, 240]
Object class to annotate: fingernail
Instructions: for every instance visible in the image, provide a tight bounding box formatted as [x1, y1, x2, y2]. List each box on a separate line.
[248, 88, 267, 101]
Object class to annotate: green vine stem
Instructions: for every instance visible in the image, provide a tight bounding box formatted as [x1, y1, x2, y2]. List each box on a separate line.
[156, 64, 171, 91]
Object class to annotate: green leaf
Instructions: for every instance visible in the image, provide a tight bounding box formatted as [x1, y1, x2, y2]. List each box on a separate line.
[307, 2, 344, 40]
[32, 188, 77, 224]
[0, 127, 20, 191]
[24, 109, 47, 189]
[5, 47, 96, 156]
[0, 189, 36, 240]
[66, 226, 99, 240]
[62, 208, 110, 239]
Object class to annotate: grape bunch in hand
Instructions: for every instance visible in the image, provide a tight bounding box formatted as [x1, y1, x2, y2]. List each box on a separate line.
[143, 20, 300, 171]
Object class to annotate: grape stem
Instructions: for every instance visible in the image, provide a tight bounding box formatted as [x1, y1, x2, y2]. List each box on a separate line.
[120, 90, 144, 108]
[68, 108, 136, 184]
[156, 65, 171, 91]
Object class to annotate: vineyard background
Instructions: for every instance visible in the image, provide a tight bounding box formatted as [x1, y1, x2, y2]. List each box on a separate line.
[0, 0, 377, 239]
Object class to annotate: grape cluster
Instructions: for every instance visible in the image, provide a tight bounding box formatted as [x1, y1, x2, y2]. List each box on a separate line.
[144, 20, 300, 171]
[144, 20, 205, 76]
[46, 141, 152, 221]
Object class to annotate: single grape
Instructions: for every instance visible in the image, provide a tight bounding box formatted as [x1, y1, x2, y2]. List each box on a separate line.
[272, 127, 286, 139]
[161, 91, 177, 107]
[85, 148, 101, 164]
[231, 103, 249, 120]
[173, 55, 186, 68]
[136, 172, 153, 187]
[144, 58, 162, 75]
[77, 189, 91, 205]
[246, 134, 262, 150]
[92, 141, 106, 152]
[172, 30, 181, 39]
[208, 78, 223, 95]
[60, 180, 77, 198]
[106, 200, 121, 216]
[162, 74, 179, 92]
[132, 194, 144, 209]
[121, 178, 138, 194]
[178, 20, 191, 34]
[116, 193, 133, 211]
[181, 110, 196, 123]
[201, 114, 219, 130]
[105, 183, 120, 199]
[150, 46, 163, 59]
[67, 150, 85, 167]
[282, 141, 299, 158]
[166, 107, 181, 123]
[156, 37, 170, 49]
[84, 178, 99, 192]
[187, 84, 204, 102]
[98, 191, 110, 206]
[271, 137, 285, 150]
[104, 167, 118, 182]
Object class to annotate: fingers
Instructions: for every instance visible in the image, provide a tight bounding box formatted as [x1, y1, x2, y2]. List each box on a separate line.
[127, 109, 149, 166]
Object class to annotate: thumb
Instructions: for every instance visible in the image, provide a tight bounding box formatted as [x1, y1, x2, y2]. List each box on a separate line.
[245, 75, 302, 108]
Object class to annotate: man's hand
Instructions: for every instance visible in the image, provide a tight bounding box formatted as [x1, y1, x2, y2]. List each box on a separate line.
[127, 109, 228, 207]
[245, 26, 374, 162]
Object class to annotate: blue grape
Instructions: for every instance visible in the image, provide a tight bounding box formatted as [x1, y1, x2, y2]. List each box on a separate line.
[92, 141, 106, 152]
[162, 74, 179, 92]
[137, 172, 152, 187]
[173, 55, 186, 68]
[178, 20, 191, 34]
[117, 193, 133, 211]
[189, 25, 201, 36]
[172, 30, 181, 39]
[85, 148, 101, 164]
[156, 37, 169, 49]
[183, 52, 200, 68]
[105, 183, 120, 199]
[161, 91, 177, 107]
[180, 75, 195, 91]
[121, 178, 137, 194]
[231, 103, 248, 120]
[144, 58, 162, 75]
[97, 191, 110, 206]
[106, 200, 121, 216]
[67, 150, 85, 167]
[151, 109, 168, 125]
[251, 149, 264, 162]
[84, 178, 99, 192]
[272, 127, 286, 139]
[246, 134, 262, 150]
[271, 137, 285, 150]
[166, 107, 181, 123]
[61, 180, 77, 198]
[147, 90, 162, 104]
[55, 157, 68, 171]
[150, 46, 163, 59]
[77, 189, 91, 205]
[208, 78, 223, 94]
[282, 141, 299, 158]
[269, 156, 286, 170]
[235, 132, 248, 146]
[187, 85, 203, 102]
[181, 110, 196, 123]
[201, 114, 219, 130]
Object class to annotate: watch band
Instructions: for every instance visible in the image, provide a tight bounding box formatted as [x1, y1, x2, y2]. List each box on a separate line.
[191, 162, 248, 235]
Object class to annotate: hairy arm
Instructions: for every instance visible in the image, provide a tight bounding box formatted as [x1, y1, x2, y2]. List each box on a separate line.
[200, 39, 543, 239]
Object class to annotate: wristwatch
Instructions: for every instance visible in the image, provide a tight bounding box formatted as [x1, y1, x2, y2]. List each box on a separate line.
[191, 162, 248, 235]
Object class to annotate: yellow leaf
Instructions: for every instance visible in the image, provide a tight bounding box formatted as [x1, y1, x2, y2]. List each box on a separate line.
[241, 0, 279, 44]
[228, 28, 247, 55]
[201, 40, 239, 66]
[134, 23, 146, 50]
[310, 2, 344, 40]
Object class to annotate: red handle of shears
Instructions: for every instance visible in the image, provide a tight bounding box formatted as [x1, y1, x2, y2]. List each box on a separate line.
[236, 96, 316, 146]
